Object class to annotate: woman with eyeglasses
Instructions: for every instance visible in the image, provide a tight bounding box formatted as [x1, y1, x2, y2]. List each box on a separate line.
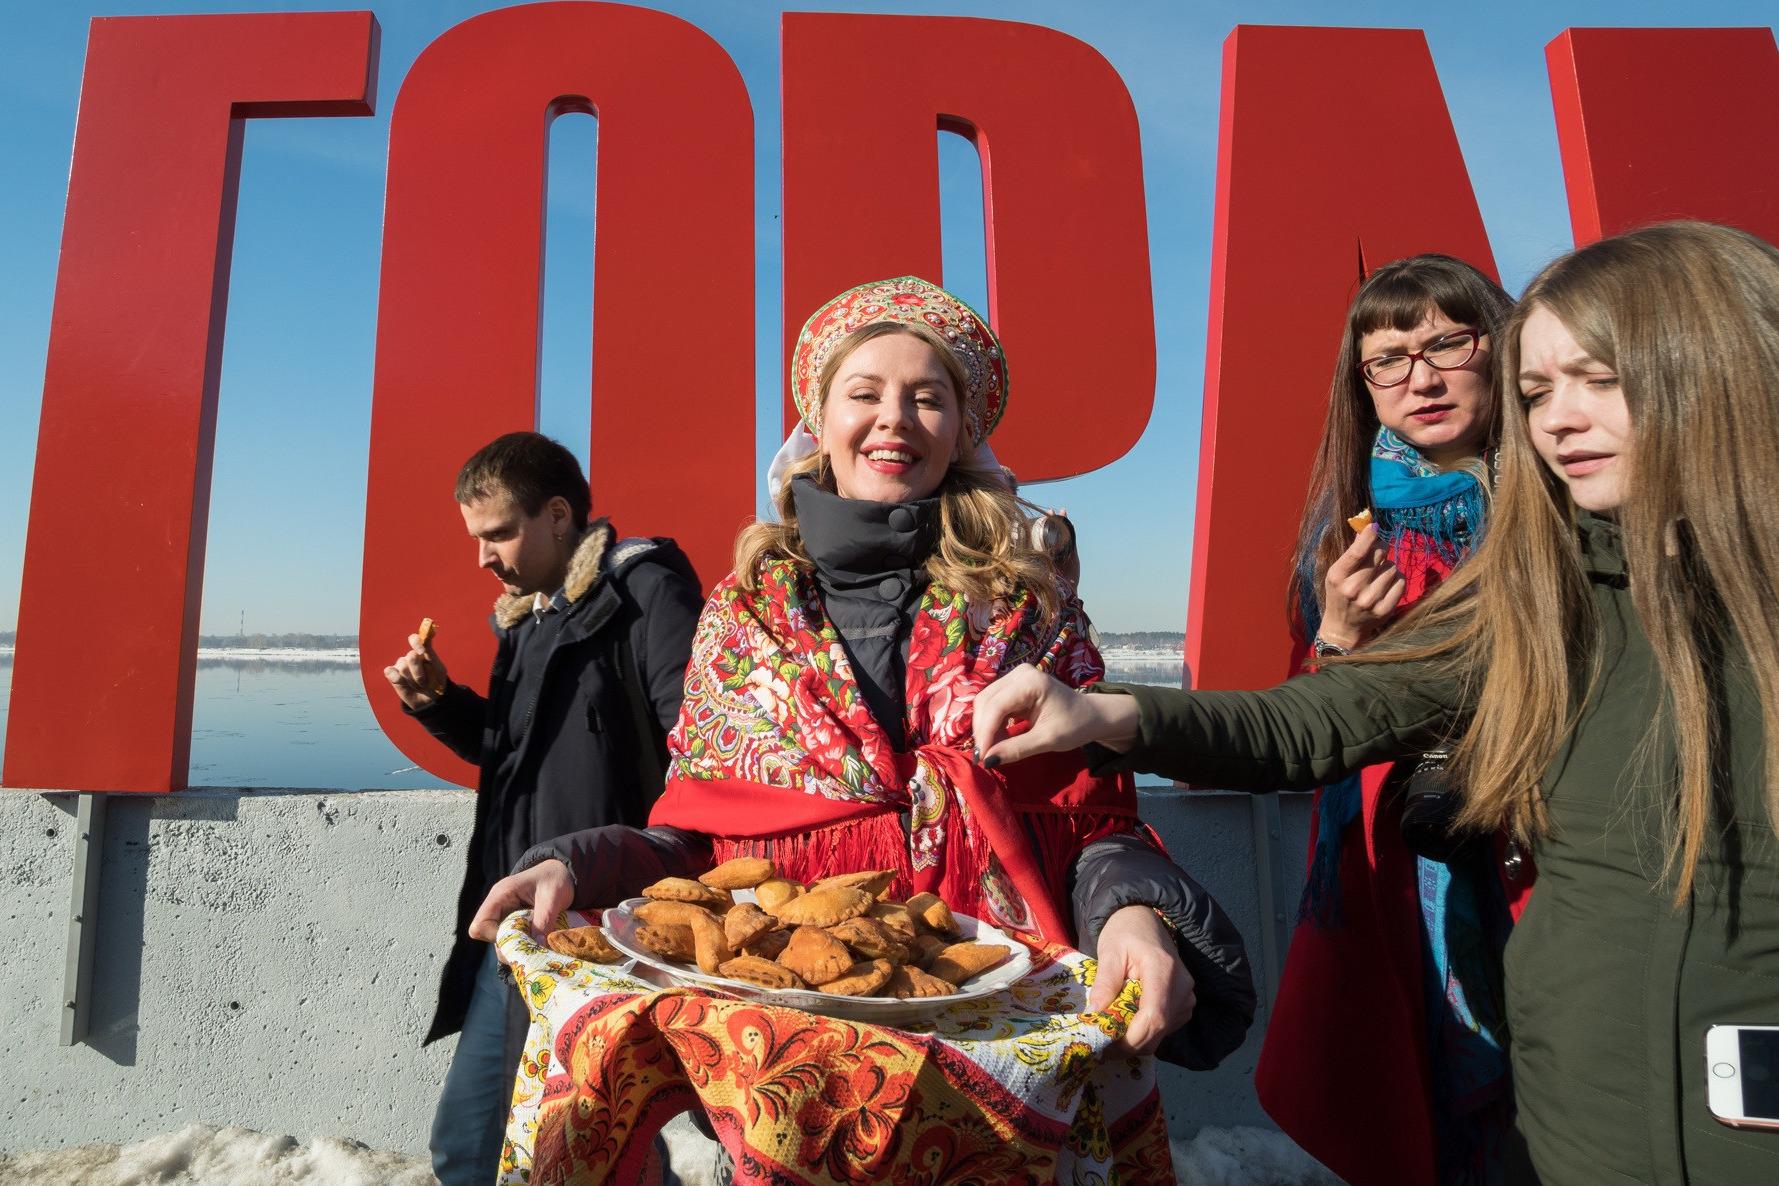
[1270, 256, 1521, 1186]
[973, 220, 1779, 1186]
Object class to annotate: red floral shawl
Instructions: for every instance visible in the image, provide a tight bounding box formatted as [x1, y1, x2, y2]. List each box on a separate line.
[648, 557, 1140, 945]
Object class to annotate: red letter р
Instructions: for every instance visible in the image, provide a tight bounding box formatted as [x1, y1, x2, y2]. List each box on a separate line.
[1187, 26, 1497, 698]
[782, 13, 1154, 482]
[1548, 27, 1779, 246]
[5, 13, 378, 793]
[362, 2, 754, 787]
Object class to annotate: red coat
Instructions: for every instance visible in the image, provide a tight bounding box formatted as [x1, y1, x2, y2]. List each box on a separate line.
[1254, 549, 1533, 1186]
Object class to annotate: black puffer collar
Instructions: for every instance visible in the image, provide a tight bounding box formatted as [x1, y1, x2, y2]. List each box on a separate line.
[791, 476, 940, 591]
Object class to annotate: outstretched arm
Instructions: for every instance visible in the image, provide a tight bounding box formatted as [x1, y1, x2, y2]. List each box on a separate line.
[975, 658, 1461, 790]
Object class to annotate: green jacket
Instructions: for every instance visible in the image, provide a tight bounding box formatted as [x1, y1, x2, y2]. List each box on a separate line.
[1104, 515, 1779, 1185]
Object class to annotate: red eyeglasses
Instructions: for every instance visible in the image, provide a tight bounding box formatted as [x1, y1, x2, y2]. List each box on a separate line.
[1358, 328, 1484, 387]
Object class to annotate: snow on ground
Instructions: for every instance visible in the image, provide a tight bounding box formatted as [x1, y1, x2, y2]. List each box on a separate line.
[0, 1121, 1343, 1186]
[0, 1126, 435, 1186]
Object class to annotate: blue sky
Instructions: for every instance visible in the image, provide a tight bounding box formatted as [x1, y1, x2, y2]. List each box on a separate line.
[2, 0, 1775, 639]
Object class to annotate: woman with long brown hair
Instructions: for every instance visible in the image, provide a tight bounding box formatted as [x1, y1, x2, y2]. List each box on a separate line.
[1271, 256, 1520, 1186]
[973, 221, 1779, 1184]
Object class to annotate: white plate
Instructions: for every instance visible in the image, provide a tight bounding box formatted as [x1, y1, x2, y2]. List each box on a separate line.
[600, 895, 1032, 1025]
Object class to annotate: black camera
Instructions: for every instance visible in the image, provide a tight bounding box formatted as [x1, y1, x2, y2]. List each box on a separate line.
[1398, 752, 1488, 865]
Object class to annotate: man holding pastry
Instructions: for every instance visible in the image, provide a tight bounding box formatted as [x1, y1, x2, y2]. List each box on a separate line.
[383, 430, 704, 1186]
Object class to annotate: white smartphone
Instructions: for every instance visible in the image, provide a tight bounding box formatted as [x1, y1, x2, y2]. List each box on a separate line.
[1706, 1024, 1779, 1131]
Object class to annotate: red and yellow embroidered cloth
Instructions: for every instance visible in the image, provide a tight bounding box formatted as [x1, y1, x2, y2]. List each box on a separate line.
[494, 911, 1176, 1186]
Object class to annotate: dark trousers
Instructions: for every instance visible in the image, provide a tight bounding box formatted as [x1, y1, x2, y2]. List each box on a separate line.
[431, 948, 524, 1186]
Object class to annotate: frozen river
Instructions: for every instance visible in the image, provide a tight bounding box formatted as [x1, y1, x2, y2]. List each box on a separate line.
[0, 651, 1182, 791]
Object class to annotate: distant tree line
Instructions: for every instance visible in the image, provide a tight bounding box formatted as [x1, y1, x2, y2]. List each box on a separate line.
[197, 632, 358, 650]
[1, 629, 356, 649]
[6, 626, 1171, 654]
[1097, 631, 1185, 650]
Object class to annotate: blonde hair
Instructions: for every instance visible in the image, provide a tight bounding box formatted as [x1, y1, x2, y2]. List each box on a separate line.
[1350, 221, 1779, 903]
[735, 322, 1059, 623]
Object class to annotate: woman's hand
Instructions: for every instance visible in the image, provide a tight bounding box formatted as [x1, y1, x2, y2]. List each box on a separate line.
[468, 859, 574, 945]
[972, 665, 1140, 767]
[1317, 524, 1406, 651]
[1088, 905, 1196, 1055]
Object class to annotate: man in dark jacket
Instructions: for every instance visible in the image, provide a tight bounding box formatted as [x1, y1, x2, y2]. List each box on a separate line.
[384, 431, 703, 1186]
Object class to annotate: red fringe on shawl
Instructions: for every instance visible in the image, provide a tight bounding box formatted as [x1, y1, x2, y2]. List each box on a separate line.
[712, 810, 909, 895]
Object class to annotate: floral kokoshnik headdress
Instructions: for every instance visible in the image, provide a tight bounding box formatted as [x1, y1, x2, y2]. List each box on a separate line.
[791, 276, 1009, 445]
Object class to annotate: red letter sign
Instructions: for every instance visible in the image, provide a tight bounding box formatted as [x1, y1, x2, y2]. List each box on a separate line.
[1548, 27, 1779, 246]
[1187, 25, 1497, 694]
[782, 13, 1154, 480]
[361, 2, 754, 786]
[5, 12, 378, 793]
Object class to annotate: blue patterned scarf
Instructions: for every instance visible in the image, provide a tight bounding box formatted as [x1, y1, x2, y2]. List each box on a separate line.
[1298, 426, 1488, 926]
[1296, 427, 1511, 1183]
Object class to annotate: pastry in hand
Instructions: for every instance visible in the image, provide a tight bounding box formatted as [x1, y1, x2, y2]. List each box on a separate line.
[416, 618, 445, 694]
[545, 926, 622, 964]
[777, 925, 853, 986]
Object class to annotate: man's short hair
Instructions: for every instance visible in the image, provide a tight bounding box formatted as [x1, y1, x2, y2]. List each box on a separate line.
[455, 432, 591, 530]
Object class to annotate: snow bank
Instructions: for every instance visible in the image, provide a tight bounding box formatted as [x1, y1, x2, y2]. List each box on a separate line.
[0, 1125, 435, 1186]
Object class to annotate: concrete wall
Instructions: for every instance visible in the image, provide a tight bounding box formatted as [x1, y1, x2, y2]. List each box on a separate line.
[0, 783, 1310, 1156]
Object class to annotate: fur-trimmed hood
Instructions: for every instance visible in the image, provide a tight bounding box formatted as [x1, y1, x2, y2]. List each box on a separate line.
[492, 517, 614, 629]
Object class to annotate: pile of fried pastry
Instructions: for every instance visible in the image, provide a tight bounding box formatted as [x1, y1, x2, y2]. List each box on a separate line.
[544, 857, 1014, 999]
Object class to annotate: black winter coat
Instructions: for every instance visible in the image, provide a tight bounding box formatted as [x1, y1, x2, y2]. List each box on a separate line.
[411, 520, 703, 1044]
